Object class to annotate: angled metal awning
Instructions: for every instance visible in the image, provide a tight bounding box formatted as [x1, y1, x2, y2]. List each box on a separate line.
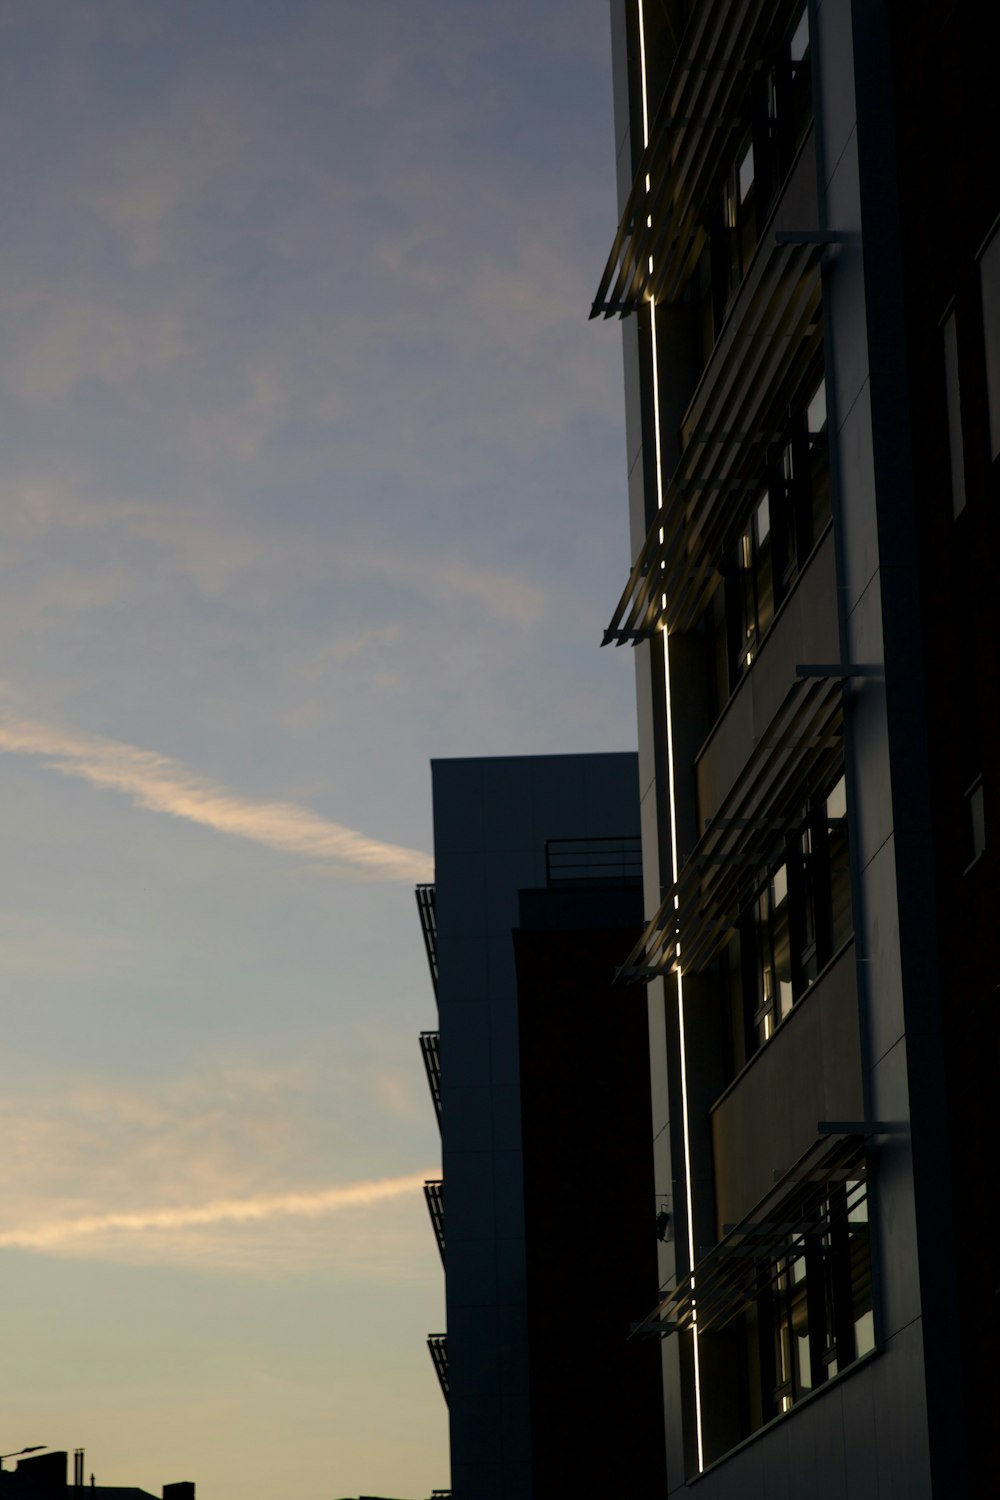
[621, 673, 843, 979]
[634, 1132, 867, 1339]
[604, 237, 824, 645]
[427, 1333, 449, 1406]
[415, 883, 438, 1004]
[592, 0, 805, 316]
[420, 1029, 442, 1125]
[424, 1179, 445, 1266]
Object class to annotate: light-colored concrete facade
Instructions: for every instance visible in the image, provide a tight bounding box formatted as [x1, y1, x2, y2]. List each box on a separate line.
[598, 1, 968, 1493]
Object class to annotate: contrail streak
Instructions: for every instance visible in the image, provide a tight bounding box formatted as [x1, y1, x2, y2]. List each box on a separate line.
[0, 1170, 435, 1249]
[0, 710, 432, 882]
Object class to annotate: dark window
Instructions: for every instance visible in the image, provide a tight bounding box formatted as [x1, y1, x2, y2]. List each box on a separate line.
[942, 309, 967, 515]
[698, 1160, 875, 1455]
[730, 771, 852, 1067]
[729, 491, 774, 681]
[757, 1175, 874, 1422]
[786, 6, 812, 156]
[750, 859, 793, 1047]
[719, 136, 757, 312]
[713, 377, 831, 709]
[965, 775, 986, 870]
[979, 221, 1000, 460]
[689, 2, 813, 375]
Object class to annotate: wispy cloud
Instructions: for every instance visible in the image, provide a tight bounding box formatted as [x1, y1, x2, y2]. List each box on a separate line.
[0, 1170, 433, 1251]
[0, 1063, 437, 1273]
[0, 707, 432, 881]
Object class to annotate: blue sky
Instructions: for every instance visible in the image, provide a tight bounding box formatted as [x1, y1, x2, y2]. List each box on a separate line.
[0, 4, 634, 1496]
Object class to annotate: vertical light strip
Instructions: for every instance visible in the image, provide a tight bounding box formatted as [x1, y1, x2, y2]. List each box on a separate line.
[638, 0, 705, 1472]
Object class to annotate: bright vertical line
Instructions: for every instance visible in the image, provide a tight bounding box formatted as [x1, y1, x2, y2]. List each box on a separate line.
[637, 0, 650, 150]
[638, 0, 704, 1472]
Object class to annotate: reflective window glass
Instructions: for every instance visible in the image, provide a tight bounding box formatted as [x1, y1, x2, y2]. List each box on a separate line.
[942, 310, 967, 515]
[980, 223, 1000, 459]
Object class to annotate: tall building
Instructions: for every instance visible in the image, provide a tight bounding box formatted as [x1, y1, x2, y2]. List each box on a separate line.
[594, 1, 998, 1495]
[416, 754, 664, 1500]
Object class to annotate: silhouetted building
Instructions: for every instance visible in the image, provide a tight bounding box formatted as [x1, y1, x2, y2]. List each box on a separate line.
[416, 755, 665, 1500]
[0, 1452, 192, 1500]
[593, 1, 998, 1496]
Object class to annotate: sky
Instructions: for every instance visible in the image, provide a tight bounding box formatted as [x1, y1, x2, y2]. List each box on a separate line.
[0, 4, 634, 1497]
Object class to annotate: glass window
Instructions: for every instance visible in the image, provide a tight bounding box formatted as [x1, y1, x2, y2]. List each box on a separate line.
[826, 776, 852, 952]
[942, 311, 966, 515]
[965, 776, 985, 869]
[730, 492, 774, 682]
[789, 6, 809, 65]
[756, 1173, 873, 1427]
[806, 378, 827, 436]
[771, 862, 793, 1020]
[715, 383, 832, 706]
[980, 222, 1000, 460]
[786, 3, 812, 154]
[847, 1181, 876, 1357]
[737, 770, 853, 1064]
[721, 137, 757, 305]
[696, 1157, 874, 1457]
[738, 141, 757, 272]
[797, 824, 818, 985]
[806, 377, 831, 540]
[772, 1250, 812, 1411]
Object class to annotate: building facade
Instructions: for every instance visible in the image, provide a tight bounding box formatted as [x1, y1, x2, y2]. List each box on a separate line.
[416, 754, 664, 1500]
[595, 0, 998, 1495]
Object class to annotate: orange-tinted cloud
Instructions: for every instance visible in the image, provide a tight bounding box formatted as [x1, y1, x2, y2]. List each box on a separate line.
[0, 1169, 434, 1250]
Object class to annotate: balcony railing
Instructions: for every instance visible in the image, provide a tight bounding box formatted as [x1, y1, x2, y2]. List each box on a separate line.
[419, 1030, 442, 1125]
[415, 883, 438, 1004]
[424, 1179, 445, 1265]
[427, 1333, 449, 1405]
